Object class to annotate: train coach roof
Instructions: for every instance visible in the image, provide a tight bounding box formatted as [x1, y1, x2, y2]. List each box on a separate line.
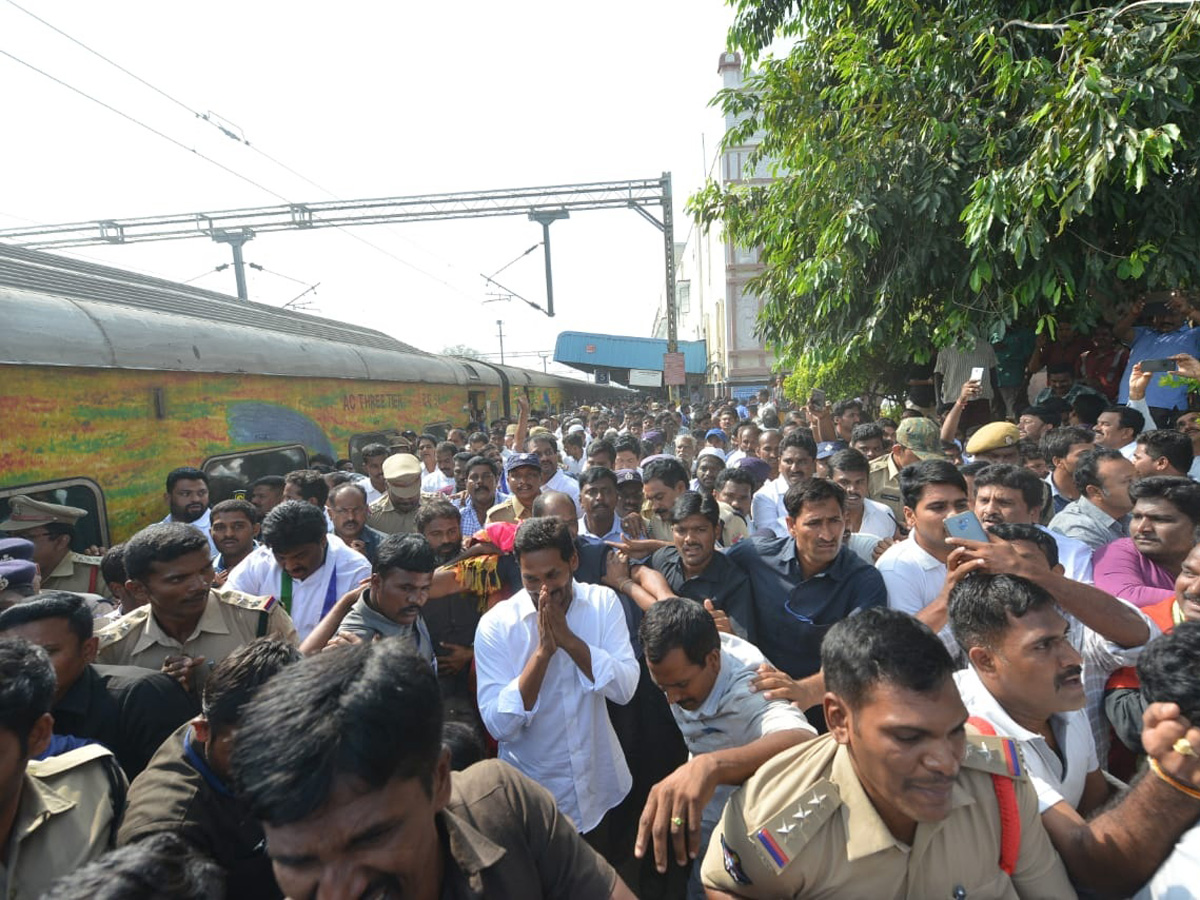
[0, 243, 486, 384]
[0, 243, 423, 354]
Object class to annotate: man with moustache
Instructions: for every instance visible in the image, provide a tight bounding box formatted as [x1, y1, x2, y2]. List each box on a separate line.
[486, 453, 543, 524]
[578, 467, 626, 543]
[325, 482, 385, 563]
[209, 500, 259, 586]
[301, 533, 438, 667]
[454, 455, 506, 536]
[474, 518, 639, 848]
[159, 467, 217, 556]
[367, 453, 439, 536]
[751, 431, 817, 539]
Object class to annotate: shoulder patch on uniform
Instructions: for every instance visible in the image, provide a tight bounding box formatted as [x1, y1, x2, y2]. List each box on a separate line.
[720, 834, 752, 885]
[746, 778, 841, 872]
[963, 733, 1026, 780]
[215, 589, 275, 611]
[95, 606, 150, 647]
[27, 742, 116, 777]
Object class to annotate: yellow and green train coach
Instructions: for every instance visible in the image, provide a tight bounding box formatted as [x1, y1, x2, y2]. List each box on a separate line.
[0, 244, 631, 547]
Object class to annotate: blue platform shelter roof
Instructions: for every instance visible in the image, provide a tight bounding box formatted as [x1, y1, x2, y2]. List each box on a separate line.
[554, 332, 707, 375]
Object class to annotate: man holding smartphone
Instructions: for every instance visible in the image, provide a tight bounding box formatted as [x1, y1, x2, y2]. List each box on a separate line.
[1115, 294, 1200, 424]
[933, 345, 1004, 431]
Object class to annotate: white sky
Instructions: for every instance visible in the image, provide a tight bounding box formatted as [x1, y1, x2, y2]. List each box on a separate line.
[0, 1, 736, 377]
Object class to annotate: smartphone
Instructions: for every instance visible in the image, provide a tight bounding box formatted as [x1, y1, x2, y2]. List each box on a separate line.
[810, 388, 826, 409]
[969, 366, 985, 383]
[1140, 358, 1177, 373]
[944, 510, 990, 543]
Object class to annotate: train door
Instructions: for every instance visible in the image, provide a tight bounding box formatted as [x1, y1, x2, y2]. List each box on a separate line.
[200, 444, 309, 504]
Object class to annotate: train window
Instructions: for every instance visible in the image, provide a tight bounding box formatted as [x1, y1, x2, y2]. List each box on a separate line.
[348, 430, 407, 471]
[423, 421, 451, 441]
[0, 478, 109, 551]
[462, 363, 481, 381]
[201, 445, 308, 505]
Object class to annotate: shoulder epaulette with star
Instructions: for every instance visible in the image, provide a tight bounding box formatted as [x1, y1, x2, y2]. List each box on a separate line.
[745, 778, 842, 873]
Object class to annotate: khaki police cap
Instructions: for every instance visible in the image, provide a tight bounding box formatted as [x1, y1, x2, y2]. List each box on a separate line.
[0, 495, 88, 532]
[966, 421, 1021, 454]
[381, 453, 422, 498]
[895, 417, 943, 460]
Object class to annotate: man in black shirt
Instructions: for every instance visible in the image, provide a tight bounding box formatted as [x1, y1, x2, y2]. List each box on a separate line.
[119, 638, 301, 900]
[0, 591, 194, 778]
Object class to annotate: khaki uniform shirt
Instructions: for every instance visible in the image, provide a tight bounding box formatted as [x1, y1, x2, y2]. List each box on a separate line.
[646, 507, 749, 548]
[485, 495, 532, 525]
[701, 733, 1073, 899]
[1, 745, 125, 900]
[367, 492, 439, 535]
[44, 550, 111, 599]
[95, 589, 297, 690]
[868, 454, 905, 522]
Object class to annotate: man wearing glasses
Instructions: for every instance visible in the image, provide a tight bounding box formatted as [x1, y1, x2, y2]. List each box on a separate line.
[726, 479, 887, 731]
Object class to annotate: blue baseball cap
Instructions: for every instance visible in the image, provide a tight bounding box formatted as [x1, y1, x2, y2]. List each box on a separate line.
[505, 452, 542, 473]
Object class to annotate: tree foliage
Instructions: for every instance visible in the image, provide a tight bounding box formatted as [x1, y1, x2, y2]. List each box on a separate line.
[441, 344, 485, 359]
[691, 0, 1200, 374]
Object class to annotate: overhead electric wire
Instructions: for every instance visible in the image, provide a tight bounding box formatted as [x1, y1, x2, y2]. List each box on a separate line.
[2, 3, 480, 303]
[0, 47, 295, 205]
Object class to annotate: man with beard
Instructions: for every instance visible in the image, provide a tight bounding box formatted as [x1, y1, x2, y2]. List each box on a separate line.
[828, 448, 898, 540]
[209, 499, 259, 587]
[751, 431, 817, 538]
[97, 523, 297, 694]
[358, 442, 390, 504]
[157, 467, 217, 556]
[691, 448, 726, 495]
[474, 518, 639, 851]
[415, 501, 480, 711]
[248, 476, 285, 519]
[227, 502, 370, 641]
[325, 482, 385, 563]
[230, 640, 636, 899]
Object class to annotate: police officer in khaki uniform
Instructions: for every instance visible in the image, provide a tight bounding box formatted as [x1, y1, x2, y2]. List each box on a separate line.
[701, 608, 1074, 899]
[0, 496, 110, 599]
[0, 638, 126, 900]
[96, 523, 296, 693]
[868, 417, 943, 525]
[367, 453, 439, 535]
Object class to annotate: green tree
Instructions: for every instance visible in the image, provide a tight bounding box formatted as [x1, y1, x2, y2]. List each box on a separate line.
[442, 344, 485, 359]
[691, 1, 1200, 372]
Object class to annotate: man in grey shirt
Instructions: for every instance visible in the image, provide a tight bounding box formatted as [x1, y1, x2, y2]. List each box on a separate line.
[299, 533, 436, 669]
[635, 598, 815, 898]
[1049, 447, 1134, 550]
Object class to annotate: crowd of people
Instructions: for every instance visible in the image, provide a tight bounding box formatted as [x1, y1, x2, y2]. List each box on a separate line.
[4, 316, 1200, 898]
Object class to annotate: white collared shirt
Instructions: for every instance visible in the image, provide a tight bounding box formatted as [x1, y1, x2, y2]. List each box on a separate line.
[225, 534, 371, 640]
[578, 515, 624, 544]
[421, 468, 454, 493]
[474, 580, 639, 832]
[876, 536, 956, 652]
[955, 666, 1098, 813]
[751, 474, 792, 539]
[1119, 439, 1138, 461]
[858, 498, 897, 539]
[160, 507, 217, 557]
[545, 468, 581, 514]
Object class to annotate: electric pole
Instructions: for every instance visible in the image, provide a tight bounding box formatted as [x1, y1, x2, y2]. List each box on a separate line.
[496, 320, 506, 365]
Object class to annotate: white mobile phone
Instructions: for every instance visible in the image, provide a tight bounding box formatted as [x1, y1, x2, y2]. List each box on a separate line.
[969, 366, 985, 383]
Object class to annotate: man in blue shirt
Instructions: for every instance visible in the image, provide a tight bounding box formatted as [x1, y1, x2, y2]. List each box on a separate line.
[726, 479, 887, 730]
[1116, 295, 1200, 420]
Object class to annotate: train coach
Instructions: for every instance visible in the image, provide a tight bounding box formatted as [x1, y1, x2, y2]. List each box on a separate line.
[0, 244, 632, 546]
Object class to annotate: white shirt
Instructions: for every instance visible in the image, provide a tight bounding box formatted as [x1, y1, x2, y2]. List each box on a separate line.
[562, 453, 585, 477]
[578, 515, 624, 544]
[1134, 821, 1200, 899]
[160, 508, 218, 557]
[751, 474, 792, 539]
[363, 482, 384, 505]
[474, 580, 639, 832]
[225, 534, 371, 640]
[725, 449, 747, 467]
[858, 498, 896, 539]
[954, 666, 1098, 813]
[876, 536, 955, 651]
[422, 468, 454, 493]
[1118, 439, 1138, 461]
[1038, 524, 1094, 584]
[545, 468, 581, 514]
